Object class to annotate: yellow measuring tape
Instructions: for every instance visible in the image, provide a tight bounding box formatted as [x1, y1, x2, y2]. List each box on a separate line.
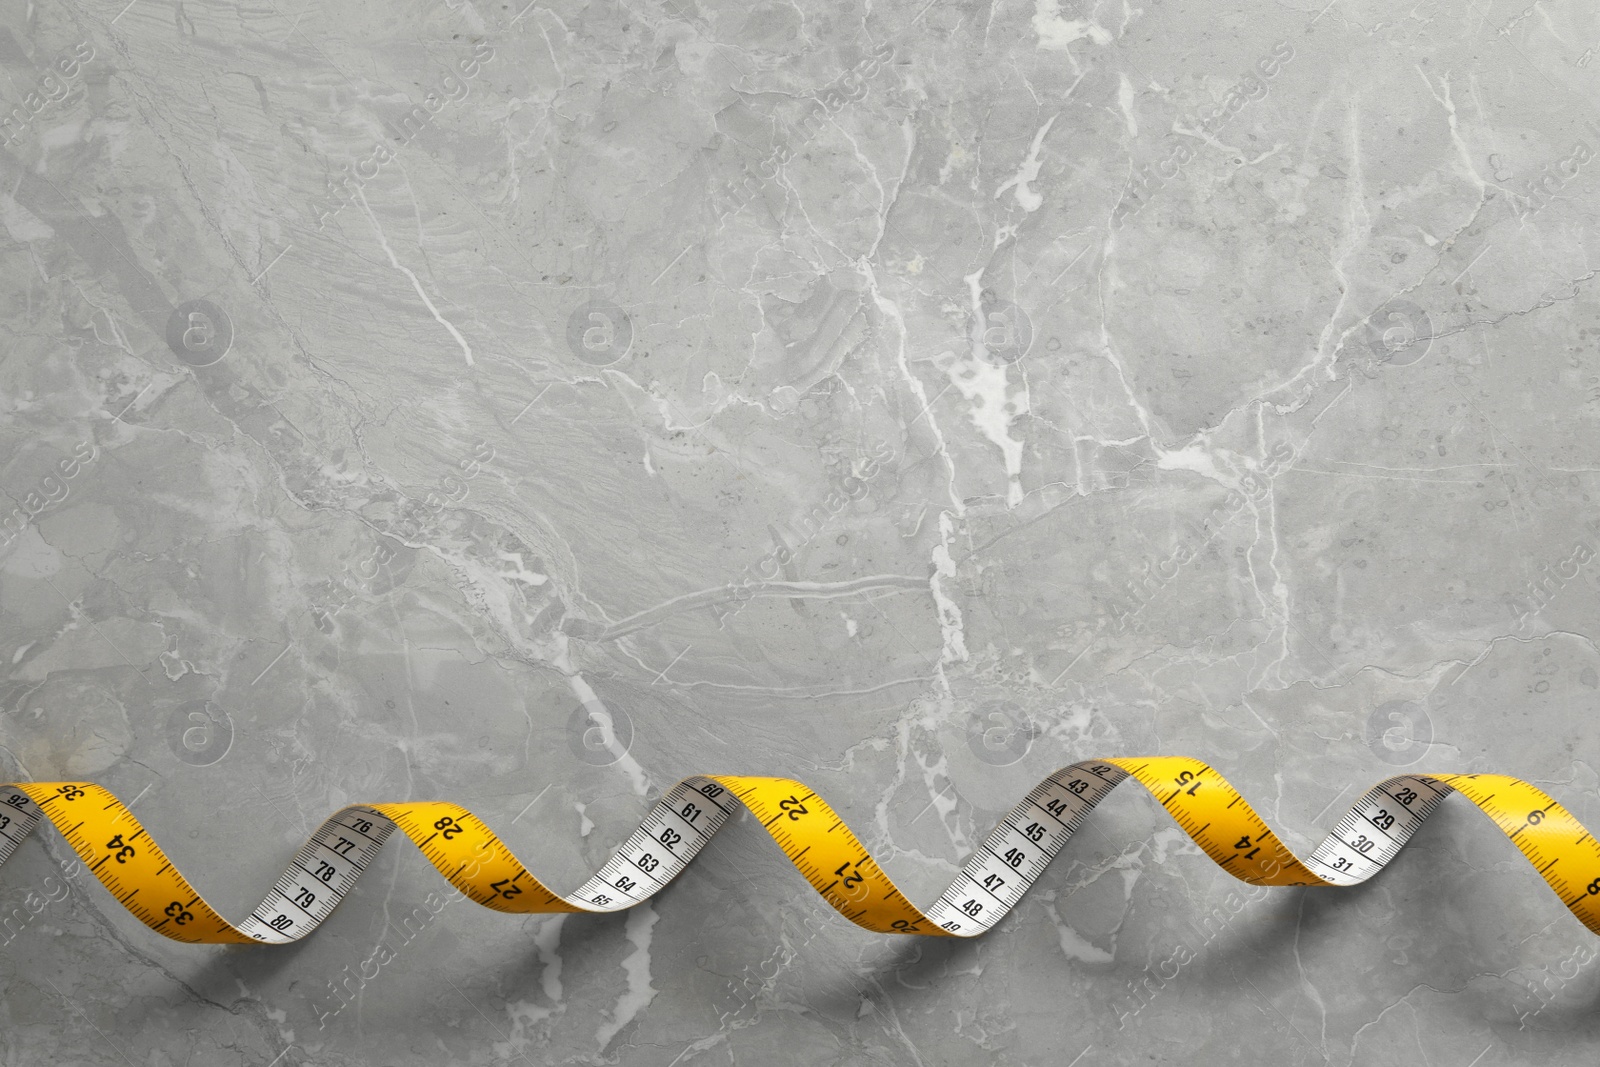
[2, 757, 1598, 944]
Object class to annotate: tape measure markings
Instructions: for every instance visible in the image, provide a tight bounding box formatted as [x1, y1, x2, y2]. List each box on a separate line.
[4, 758, 1600, 946]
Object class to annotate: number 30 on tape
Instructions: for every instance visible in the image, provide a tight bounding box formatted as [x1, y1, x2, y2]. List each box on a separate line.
[2, 757, 1598, 944]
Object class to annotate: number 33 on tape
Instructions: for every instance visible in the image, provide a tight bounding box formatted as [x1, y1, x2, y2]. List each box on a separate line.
[1, 758, 1598, 945]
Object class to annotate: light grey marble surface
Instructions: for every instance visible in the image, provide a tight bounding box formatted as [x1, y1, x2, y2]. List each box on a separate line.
[2, 0, 1600, 1064]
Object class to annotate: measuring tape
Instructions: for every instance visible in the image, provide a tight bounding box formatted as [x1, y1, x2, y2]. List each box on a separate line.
[2, 757, 1598, 944]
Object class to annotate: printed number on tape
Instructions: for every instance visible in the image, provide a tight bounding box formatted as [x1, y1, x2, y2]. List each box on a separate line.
[1, 759, 1597, 944]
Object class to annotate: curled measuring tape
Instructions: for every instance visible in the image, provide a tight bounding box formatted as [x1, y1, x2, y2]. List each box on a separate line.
[2, 757, 1598, 944]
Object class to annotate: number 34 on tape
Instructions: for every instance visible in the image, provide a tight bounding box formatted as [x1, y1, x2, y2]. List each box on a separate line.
[2, 758, 1598, 945]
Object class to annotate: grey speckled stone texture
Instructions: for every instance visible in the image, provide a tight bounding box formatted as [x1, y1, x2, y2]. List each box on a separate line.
[2, 0, 1600, 1064]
